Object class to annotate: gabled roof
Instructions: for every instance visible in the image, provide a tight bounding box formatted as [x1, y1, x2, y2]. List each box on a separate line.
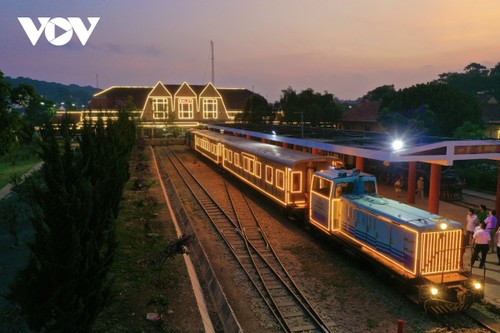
[90, 86, 151, 110]
[342, 101, 381, 123]
[89, 84, 254, 110]
[217, 88, 254, 110]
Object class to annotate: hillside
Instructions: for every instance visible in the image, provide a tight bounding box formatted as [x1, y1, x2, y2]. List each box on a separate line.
[6, 76, 100, 107]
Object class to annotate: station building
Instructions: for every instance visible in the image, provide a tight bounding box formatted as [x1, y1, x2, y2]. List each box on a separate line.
[55, 81, 256, 137]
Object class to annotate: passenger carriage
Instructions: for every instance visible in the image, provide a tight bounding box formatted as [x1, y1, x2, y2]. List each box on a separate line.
[190, 129, 344, 211]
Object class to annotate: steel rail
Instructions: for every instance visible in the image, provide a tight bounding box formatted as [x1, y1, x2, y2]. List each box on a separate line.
[154, 146, 331, 333]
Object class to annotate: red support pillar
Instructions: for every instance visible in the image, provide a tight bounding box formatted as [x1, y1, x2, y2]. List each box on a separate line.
[246, 134, 251, 139]
[261, 138, 267, 143]
[428, 164, 442, 214]
[397, 320, 404, 333]
[312, 148, 319, 155]
[355, 156, 364, 171]
[407, 161, 416, 204]
[496, 161, 500, 216]
[282, 142, 288, 149]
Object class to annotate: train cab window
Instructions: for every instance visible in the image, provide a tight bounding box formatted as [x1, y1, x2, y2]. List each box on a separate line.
[276, 170, 285, 190]
[291, 171, 302, 193]
[265, 165, 273, 184]
[335, 182, 353, 197]
[311, 176, 332, 196]
[364, 181, 376, 194]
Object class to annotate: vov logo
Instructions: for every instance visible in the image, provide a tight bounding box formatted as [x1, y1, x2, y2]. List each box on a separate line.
[18, 17, 100, 46]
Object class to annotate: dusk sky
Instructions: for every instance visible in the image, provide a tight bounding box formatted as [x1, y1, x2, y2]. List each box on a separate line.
[2, 0, 500, 102]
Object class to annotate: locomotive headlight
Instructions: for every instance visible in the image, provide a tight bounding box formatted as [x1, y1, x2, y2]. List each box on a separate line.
[430, 287, 439, 296]
[474, 282, 482, 290]
[439, 223, 448, 231]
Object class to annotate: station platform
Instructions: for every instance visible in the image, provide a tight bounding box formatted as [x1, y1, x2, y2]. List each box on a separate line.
[377, 183, 500, 311]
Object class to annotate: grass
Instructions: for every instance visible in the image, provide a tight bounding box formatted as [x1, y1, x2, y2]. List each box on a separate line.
[92, 146, 182, 333]
[0, 145, 41, 189]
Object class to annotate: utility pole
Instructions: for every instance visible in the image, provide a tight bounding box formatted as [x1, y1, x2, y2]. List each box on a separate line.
[211, 40, 214, 84]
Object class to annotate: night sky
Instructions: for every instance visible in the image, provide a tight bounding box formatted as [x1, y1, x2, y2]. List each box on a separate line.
[2, 0, 499, 102]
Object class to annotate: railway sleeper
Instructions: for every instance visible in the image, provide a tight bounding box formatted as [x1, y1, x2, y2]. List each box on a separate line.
[281, 308, 307, 319]
[274, 297, 298, 307]
[269, 288, 291, 297]
[289, 323, 317, 332]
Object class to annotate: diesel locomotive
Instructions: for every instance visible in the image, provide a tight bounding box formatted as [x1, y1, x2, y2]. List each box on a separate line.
[188, 129, 484, 313]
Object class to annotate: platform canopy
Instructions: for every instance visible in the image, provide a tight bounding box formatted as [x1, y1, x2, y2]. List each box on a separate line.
[207, 124, 500, 166]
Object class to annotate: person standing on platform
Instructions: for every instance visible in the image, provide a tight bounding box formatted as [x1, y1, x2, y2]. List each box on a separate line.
[394, 177, 402, 198]
[471, 222, 491, 269]
[485, 209, 497, 253]
[495, 227, 500, 265]
[416, 176, 424, 200]
[478, 204, 487, 224]
[465, 208, 479, 247]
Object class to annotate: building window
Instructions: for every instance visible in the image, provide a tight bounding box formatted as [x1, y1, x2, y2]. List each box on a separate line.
[153, 111, 166, 119]
[153, 98, 169, 112]
[203, 99, 217, 118]
[178, 98, 194, 119]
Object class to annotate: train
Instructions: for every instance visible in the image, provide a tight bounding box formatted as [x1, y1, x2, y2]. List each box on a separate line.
[187, 129, 484, 314]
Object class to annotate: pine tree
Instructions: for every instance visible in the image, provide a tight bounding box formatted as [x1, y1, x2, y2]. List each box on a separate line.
[9, 113, 136, 332]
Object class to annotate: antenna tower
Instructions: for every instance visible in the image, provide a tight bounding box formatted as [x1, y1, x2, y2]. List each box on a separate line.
[211, 40, 214, 84]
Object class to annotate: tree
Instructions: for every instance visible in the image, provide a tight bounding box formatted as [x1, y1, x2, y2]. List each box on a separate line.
[0, 71, 21, 155]
[453, 121, 485, 139]
[379, 82, 481, 137]
[9, 113, 135, 332]
[362, 84, 395, 101]
[279, 87, 344, 126]
[280, 86, 300, 123]
[238, 93, 271, 124]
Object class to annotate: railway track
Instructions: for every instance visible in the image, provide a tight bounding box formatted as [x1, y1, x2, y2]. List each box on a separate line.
[154, 146, 332, 333]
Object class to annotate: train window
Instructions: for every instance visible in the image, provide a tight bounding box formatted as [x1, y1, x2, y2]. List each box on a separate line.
[265, 165, 273, 184]
[227, 150, 233, 163]
[255, 161, 262, 178]
[243, 157, 254, 174]
[234, 153, 240, 167]
[311, 176, 332, 196]
[276, 170, 285, 190]
[291, 171, 302, 193]
[364, 181, 376, 194]
[335, 182, 353, 197]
